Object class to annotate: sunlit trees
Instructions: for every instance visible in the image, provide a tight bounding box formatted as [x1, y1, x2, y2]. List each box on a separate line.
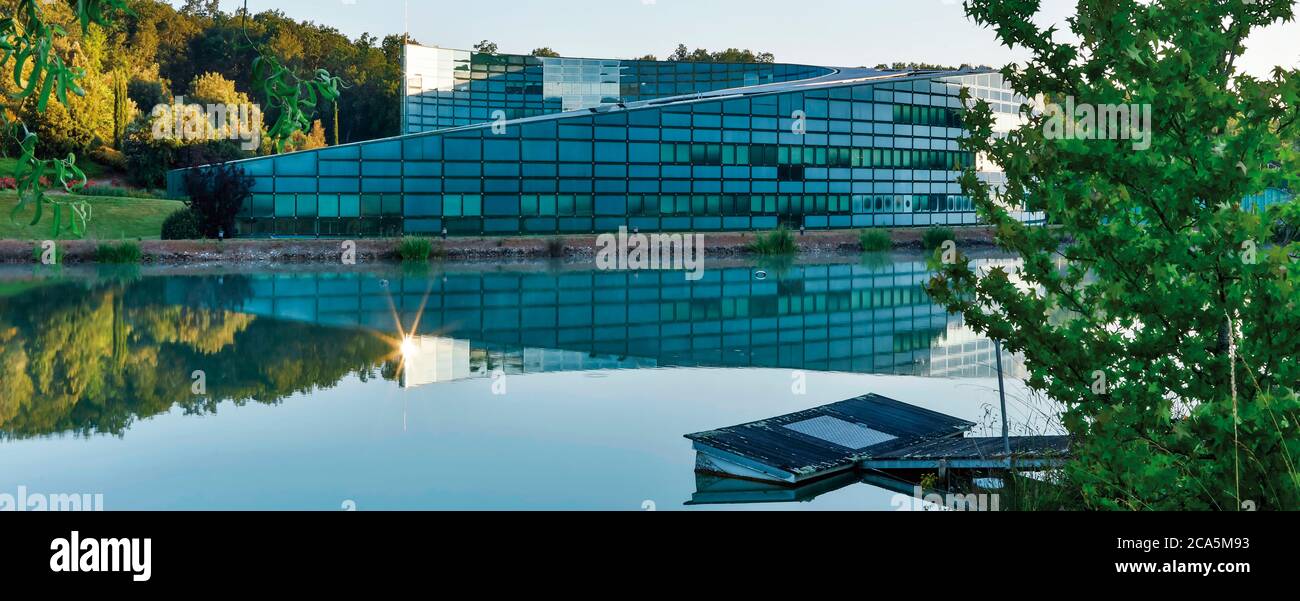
[928, 0, 1300, 509]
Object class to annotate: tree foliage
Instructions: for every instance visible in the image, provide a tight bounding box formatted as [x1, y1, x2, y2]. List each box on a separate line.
[667, 43, 775, 64]
[182, 161, 251, 238]
[928, 0, 1300, 510]
[0, 0, 132, 237]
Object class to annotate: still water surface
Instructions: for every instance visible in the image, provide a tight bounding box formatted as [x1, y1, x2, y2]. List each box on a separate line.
[0, 254, 1057, 510]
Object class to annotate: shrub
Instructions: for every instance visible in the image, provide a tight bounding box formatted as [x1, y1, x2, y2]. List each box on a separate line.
[860, 230, 893, 252]
[95, 242, 142, 264]
[748, 226, 797, 256]
[76, 185, 169, 199]
[122, 128, 178, 189]
[90, 146, 128, 171]
[396, 237, 434, 262]
[922, 227, 955, 250]
[161, 209, 204, 240]
[183, 162, 253, 239]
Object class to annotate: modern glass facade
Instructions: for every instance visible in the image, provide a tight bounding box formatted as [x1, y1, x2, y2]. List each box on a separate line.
[168, 48, 1043, 237]
[402, 44, 834, 133]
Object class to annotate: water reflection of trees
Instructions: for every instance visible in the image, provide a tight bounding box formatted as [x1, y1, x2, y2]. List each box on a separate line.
[0, 277, 391, 439]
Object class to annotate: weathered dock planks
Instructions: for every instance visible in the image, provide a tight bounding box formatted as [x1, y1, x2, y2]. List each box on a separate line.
[687, 394, 1071, 485]
[860, 435, 1070, 469]
[685, 393, 976, 483]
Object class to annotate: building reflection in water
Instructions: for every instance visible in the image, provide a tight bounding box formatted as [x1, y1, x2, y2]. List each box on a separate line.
[0, 256, 1024, 437]
[220, 257, 1022, 380]
[396, 335, 654, 388]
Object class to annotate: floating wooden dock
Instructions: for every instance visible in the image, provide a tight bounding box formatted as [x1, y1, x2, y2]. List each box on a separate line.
[685, 393, 976, 484]
[686, 394, 1069, 485]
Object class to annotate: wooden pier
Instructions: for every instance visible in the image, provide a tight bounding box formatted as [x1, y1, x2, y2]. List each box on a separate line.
[686, 394, 1069, 486]
[859, 435, 1069, 470]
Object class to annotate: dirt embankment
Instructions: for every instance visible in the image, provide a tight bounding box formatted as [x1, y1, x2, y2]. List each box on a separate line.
[0, 227, 1001, 265]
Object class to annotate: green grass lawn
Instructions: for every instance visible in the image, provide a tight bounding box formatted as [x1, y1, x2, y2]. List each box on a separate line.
[0, 191, 185, 241]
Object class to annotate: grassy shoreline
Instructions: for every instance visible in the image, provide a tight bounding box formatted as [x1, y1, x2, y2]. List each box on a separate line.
[0, 192, 185, 241]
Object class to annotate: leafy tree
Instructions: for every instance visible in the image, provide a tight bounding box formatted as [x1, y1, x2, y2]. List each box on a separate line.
[667, 44, 777, 63]
[127, 78, 170, 113]
[928, 0, 1300, 510]
[111, 69, 131, 148]
[182, 161, 252, 238]
[530, 47, 560, 58]
[874, 62, 971, 71]
[473, 40, 498, 55]
[187, 71, 250, 106]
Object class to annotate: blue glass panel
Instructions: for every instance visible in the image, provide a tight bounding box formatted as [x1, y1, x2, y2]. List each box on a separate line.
[274, 194, 296, 217]
[277, 177, 316, 193]
[362, 162, 401, 177]
[484, 138, 520, 161]
[274, 153, 317, 176]
[559, 141, 592, 162]
[317, 194, 340, 218]
[320, 161, 359, 177]
[361, 140, 401, 160]
[444, 137, 483, 161]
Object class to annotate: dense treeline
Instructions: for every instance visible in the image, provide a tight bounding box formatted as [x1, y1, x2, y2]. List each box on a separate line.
[1, 0, 404, 187]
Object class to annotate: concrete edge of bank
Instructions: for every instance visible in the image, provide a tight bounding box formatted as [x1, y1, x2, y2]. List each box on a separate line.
[0, 227, 1002, 265]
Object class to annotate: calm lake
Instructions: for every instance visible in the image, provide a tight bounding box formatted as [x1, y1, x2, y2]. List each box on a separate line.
[0, 253, 1059, 510]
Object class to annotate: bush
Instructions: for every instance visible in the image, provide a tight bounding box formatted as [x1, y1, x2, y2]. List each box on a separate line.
[161, 209, 204, 240]
[90, 146, 128, 171]
[95, 242, 142, 264]
[748, 226, 797, 256]
[922, 227, 955, 250]
[396, 237, 434, 262]
[123, 131, 177, 189]
[859, 230, 892, 252]
[183, 162, 253, 239]
[76, 185, 168, 199]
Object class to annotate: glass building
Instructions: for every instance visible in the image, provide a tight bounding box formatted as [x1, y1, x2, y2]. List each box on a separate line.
[167, 44, 1043, 237]
[402, 44, 834, 133]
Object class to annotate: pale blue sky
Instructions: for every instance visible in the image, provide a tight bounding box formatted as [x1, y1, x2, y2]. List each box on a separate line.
[194, 0, 1296, 75]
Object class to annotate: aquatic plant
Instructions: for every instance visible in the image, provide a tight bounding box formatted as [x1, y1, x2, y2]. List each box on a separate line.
[921, 227, 954, 251]
[748, 226, 797, 256]
[95, 241, 141, 264]
[860, 230, 893, 252]
[161, 209, 203, 240]
[396, 237, 434, 262]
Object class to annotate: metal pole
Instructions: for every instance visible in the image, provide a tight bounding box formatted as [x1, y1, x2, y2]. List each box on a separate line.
[994, 339, 1011, 460]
